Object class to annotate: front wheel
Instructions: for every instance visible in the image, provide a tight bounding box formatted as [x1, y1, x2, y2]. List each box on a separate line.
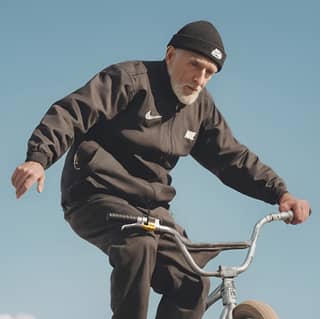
[233, 300, 279, 319]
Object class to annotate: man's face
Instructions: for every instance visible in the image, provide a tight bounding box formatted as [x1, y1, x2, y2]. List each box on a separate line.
[166, 46, 218, 105]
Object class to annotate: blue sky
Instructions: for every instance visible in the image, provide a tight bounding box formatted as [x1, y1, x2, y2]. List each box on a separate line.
[1, 1, 319, 318]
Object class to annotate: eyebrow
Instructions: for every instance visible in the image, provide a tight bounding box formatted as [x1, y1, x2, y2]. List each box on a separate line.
[190, 56, 217, 73]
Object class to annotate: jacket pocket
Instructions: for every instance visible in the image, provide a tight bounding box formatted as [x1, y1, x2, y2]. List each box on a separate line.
[73, 140, 100, 171]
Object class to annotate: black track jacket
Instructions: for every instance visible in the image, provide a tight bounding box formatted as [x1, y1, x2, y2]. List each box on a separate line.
[26, 60, 287, 208]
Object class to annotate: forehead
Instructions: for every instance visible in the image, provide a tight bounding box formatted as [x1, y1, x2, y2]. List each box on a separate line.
[178, 49, 218, 72]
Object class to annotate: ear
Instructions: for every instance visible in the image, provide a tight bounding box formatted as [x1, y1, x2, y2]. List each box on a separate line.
[165, 46, 176, 64]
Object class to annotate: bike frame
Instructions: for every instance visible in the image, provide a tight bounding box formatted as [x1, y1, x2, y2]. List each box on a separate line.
[114, 211, 293, 319]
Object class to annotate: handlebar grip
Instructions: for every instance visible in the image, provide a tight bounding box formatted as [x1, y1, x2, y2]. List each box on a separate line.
[271, 211, 294, 223]
[280, 211, 294, 221]
[107, 213, 142, 223]
[107, 212, 175, 228]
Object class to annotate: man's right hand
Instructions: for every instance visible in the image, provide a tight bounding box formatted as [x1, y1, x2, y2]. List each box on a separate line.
[11, 161, 45, 199]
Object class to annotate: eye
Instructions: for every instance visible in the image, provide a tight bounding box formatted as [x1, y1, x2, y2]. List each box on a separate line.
[205, 69, 214, 78]
[190, 60, 199, 68]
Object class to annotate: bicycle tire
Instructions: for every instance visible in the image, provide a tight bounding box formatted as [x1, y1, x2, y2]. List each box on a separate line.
[233, 300, 279, 319]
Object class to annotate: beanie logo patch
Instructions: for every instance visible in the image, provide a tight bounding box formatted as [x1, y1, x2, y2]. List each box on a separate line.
[184, 130, 197, 141]
[211, 48, 223, 60]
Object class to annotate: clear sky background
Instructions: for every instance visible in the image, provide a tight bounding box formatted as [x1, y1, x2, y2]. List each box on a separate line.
[1, 1, 319, 318]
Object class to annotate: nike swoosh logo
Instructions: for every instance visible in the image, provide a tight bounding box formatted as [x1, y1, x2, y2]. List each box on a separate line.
[145, 110, 162, 120]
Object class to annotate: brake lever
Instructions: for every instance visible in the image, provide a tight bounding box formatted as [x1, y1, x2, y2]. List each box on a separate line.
[121, 223, 142, 231]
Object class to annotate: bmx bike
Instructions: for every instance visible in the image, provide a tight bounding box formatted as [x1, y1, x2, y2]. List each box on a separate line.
[108, 210, 294, 319]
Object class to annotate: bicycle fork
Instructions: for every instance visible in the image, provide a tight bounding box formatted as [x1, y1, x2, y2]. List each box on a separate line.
[207, 277, 237, 319]
[220, 278, 237, 319]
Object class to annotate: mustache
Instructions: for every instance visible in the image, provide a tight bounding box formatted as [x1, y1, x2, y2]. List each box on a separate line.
[187, 85, 201, 92]
[175, 82, 201, 93]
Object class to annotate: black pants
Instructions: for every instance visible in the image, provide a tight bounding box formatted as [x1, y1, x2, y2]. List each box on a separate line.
[64, 194, 217, 319]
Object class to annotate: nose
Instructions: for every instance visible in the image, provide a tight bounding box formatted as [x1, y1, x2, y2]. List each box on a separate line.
[193, 69, 206, 88]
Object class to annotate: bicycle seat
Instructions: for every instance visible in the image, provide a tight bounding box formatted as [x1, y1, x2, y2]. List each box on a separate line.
[185, 240, 251, 252]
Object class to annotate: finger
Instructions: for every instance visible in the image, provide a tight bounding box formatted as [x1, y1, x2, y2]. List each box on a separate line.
[14, 170, 33, 193]
[11, 168, 18, 186]
[302, 202, 311, 217]
[279, 202, 291, 212]
[294, 203, 309, 224]
[291, 207, 307, 225]
[291, 211, 300, 225]
[11, 166, 25, 187]
[16, 176, 37, 199]
[37, 175, 45, 193]
[12, 163, 37, 189]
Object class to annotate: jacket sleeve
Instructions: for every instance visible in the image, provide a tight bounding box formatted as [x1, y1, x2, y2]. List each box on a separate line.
[191, 101, 288, 205]
[26, 65, 134, 169]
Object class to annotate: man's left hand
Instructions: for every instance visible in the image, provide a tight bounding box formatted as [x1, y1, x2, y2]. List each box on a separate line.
[279, 192, 311, 225]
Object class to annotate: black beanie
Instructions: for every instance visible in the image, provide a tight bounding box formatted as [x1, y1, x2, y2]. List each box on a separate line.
[168, 20, 226, 72]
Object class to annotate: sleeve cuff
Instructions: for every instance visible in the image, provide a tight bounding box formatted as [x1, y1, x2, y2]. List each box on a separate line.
[26, 151, 48, 169]
[275, 189, 289, 205]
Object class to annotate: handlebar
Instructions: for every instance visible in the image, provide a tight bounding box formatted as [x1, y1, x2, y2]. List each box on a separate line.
[107, 211, 294, 278]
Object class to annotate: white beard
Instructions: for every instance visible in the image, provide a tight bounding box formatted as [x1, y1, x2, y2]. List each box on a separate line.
[167, 66, 201, 105]
[170, 80, 200, 105]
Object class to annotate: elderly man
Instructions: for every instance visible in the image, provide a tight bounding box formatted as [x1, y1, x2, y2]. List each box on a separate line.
[11, 21, 310, 319]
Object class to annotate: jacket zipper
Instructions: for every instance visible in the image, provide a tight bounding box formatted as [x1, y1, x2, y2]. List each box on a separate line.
[168, 104, 180, 156]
